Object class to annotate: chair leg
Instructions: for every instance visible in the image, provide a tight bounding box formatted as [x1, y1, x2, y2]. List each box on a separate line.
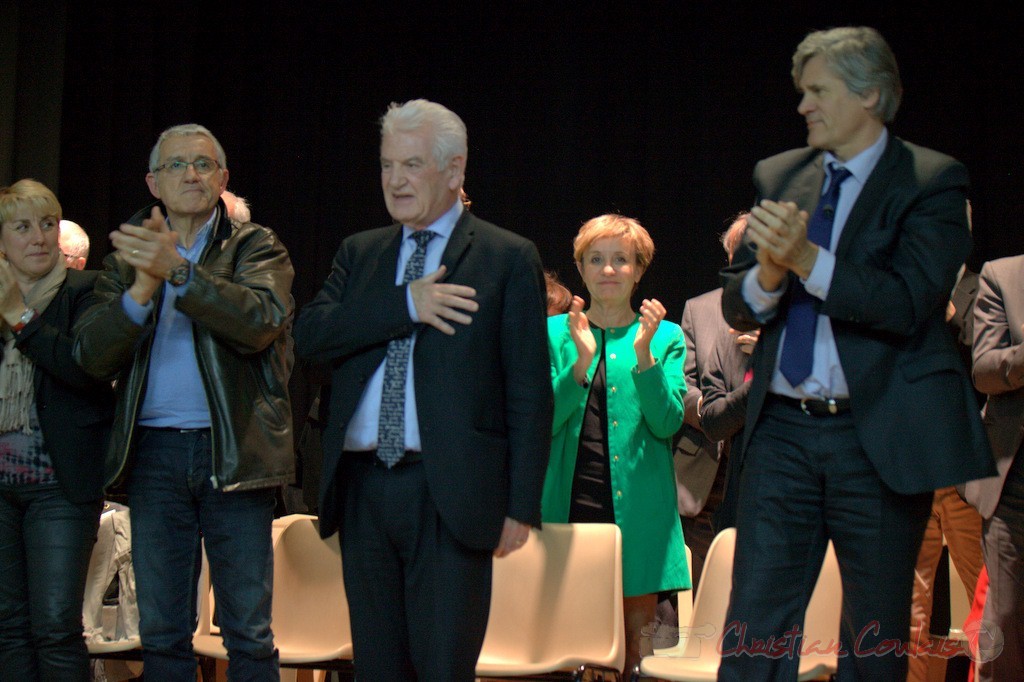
[196, 655, 218, 682]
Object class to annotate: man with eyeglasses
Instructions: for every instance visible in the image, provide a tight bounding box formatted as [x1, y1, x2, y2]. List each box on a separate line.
[74, 123, 294, 681]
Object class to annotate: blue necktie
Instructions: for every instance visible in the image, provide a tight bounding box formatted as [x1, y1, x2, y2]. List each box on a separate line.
[778, 165, 852, 388]
[377, 230, 437, 467]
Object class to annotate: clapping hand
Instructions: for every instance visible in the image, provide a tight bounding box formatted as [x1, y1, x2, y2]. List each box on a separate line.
[634, 298, 666, 371]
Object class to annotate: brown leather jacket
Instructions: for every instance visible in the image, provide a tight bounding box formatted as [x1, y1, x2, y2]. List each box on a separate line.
[73, 201, 295, 491]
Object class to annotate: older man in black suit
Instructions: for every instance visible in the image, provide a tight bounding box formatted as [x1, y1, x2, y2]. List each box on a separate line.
[294, 99, 552, 681]
[719, 27, 994, 680]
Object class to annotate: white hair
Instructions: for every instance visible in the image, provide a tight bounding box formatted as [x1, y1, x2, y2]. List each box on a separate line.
[59, 220, 90, 259]
[221, 191, 251, 223]
[149, 123, 227, 172]
[379, 99, 467, 169]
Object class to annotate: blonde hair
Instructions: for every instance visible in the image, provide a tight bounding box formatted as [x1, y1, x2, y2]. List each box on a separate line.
[573, 214, 654, 271]
[0, 179, 62, 225]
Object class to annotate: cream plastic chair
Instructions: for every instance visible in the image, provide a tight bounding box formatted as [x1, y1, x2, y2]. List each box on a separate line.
[194, 514, 353, 682]
[84, 505, 144, 678]
[476, 522, 625, 680]
[640, 529, 839, 681]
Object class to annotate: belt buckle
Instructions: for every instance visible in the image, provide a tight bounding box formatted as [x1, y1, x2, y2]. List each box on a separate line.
[799, 398, 839, 416]
[799, 398, 812, 416]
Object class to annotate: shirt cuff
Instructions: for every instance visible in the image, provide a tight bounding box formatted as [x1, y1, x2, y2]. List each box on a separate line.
[742, 265, 785, 322]
[802, 248, 835, 300]
[406, 285, 420, 323]
[121, 291, 154, 326]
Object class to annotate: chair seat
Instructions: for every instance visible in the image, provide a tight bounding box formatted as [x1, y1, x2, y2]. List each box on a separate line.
[86, 635, 142, 655]
[193, 633, 351, 665]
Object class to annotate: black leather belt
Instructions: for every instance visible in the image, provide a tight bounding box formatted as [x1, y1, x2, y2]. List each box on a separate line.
[345, 450, 423, 468]
[139, 426, 211, 434]
[770, 394, 851, 417]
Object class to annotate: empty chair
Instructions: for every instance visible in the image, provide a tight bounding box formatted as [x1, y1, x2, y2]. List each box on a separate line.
[639, 529, 839, 681]
[477, 522, 625, 680]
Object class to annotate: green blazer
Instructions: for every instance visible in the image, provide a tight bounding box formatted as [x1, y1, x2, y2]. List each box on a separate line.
[543, 313, 691, 596]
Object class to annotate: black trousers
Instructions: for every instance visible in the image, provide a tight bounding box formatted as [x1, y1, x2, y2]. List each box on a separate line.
[338, 455, 492, 682]
[718, 397, 932, 681]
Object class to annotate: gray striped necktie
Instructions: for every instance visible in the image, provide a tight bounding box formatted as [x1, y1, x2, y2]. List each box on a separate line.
[377, 230, 437, 467]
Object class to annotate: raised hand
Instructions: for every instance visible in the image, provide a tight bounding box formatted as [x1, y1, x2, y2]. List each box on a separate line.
[567, 295, 596, 385]
[634, 298, 665, 371]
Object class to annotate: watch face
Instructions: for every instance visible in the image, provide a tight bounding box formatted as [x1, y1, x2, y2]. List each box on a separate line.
[169, 262, 190, 286]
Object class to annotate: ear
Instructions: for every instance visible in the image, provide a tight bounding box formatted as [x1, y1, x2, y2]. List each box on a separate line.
[145, 172, 160, 199]
[861, 87, 880, 112]
[446, 155, 466, 191]
[218, 168, 230, 193]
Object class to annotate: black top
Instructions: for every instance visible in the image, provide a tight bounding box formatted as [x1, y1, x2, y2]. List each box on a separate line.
[569, 324, 614, 523]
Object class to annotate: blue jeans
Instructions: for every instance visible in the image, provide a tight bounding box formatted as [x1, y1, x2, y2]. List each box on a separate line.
[128, 428, 278, 681]
[0, 484, 101, 682]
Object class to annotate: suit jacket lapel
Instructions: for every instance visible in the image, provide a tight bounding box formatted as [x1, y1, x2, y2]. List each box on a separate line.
[835, 136, 899, 259]
[441, 211, 474, 274]
[371, 225, 406, 290]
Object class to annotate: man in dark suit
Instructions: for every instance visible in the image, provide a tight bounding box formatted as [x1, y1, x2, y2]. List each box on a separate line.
[294, 99, 552, 681]
[672, 214, 751, 590]
[719, 27, 994, 680]
[966, 255, 1024, 680]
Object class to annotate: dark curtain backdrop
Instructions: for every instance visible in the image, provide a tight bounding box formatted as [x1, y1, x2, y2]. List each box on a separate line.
[5, 2, 1021, 318]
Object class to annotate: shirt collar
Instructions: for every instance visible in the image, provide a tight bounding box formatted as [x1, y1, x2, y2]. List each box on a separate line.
[167, 207, 217, 256]
[402, 199, 463, 242]
[824, 127, 888, 185]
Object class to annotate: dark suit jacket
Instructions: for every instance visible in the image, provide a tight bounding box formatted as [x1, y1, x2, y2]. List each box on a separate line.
[674, 288, 728, 516]
[721, 136, 994, 494]
[12, 269, 115, 503]
[696, 316, 751, 529]
[294, 211, 553, 550]
[966, 256, 1024, 519]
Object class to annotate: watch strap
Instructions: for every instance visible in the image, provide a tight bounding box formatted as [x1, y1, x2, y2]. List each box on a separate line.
[11, 308, 37, 333]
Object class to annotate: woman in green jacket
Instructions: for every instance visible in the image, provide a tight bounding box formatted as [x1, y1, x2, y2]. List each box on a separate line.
[543, 214, 690, 675]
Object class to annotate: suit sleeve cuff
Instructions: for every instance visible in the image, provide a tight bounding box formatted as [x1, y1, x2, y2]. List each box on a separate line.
[742, 266, 785, 322]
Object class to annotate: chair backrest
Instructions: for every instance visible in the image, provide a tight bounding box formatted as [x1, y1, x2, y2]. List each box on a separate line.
[799, 542, 841, 678]
[477, 522, 625, 675]
[270, 516, 352, 661]
[679, 527, 737, 659]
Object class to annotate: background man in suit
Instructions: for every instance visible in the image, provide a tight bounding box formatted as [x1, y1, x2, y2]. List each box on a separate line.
[294, 99, 552, 681]
[719, 27, 993, 680]
[672, 213, 751, 591]
[966, 255, 1024, 680]
[906, 200, 984, 682]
